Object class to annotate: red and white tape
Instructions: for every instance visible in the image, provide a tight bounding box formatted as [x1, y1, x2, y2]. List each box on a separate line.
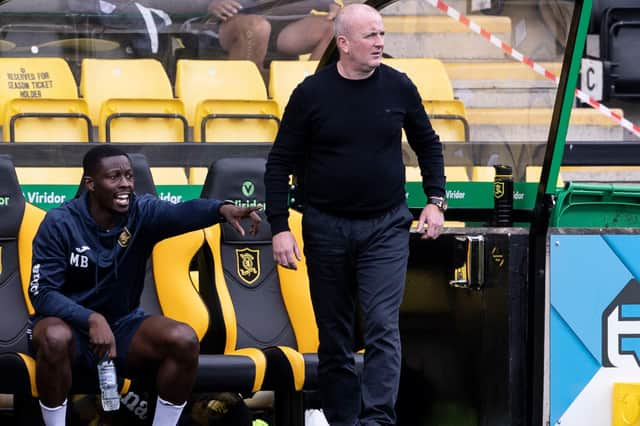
[425, 0, 640, 138]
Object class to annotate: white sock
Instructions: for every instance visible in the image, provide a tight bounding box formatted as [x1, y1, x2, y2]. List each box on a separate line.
[39, 398, 67, 426]
[152, 396, 187, 426]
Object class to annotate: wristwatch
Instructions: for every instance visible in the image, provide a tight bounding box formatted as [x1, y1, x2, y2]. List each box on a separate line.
[428, 196, 448, 212]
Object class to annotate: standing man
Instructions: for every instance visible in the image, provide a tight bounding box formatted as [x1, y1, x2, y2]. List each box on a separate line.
[28, 145, 261, 426]
[264, 4, 446, 425]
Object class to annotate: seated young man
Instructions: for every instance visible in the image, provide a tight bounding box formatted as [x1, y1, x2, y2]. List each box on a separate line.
[28, 145, 261, 426]
[206, 0, 342, 69]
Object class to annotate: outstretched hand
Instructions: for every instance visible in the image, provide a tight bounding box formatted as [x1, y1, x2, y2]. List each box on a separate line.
[219, 204, 262, 236]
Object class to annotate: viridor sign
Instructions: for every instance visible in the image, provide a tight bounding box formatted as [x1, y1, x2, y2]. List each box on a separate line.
[22, 182, 539, 211]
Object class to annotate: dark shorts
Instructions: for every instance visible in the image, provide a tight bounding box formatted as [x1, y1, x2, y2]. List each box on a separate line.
[28, 308, 150, 376]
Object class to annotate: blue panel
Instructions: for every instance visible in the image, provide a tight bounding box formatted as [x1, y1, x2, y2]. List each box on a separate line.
[550, 234, 633, 361]
[550, 306, 601, 426]
[603, 235, 640, 281]
[620, 337, 640, 365]
[621, 304, 640, 319]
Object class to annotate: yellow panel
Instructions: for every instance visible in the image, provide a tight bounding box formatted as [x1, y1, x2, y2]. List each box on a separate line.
[0, 57, 79, 121]
[406, 165, 469, 182]
[277, 210, 319, 353]
[276, 345, 306, 391]
[188, 167, 209, 185]
[526, 166, 564, 187]
[232, 348, 267, 392]
[176, 60, 267, 125]
[152, 230, 209, 341]
[204, 225, 238, 353]
[16, 167, 83, 185]
[268, 60, 319, 117]
[613, 383, 640, 426]
[194, 99, 279, 143]
[472, 166, 495, 182]
[150, 167, 188, 185]
[18, 203, 46, 316]
[444, 61, 563, 81]
[98, 98, 187, 143]
[383, 58, 453, 100]
[383, 15, 511, 34]
[16, 353, 38, 397]
[423, 99, 468, 142]
[466, 107, 623, 126]
[3, 98, 91, 142]
[80, 58, 173, 124]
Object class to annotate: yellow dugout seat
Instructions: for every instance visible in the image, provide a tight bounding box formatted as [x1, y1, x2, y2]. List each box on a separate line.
[194, 99, 279, 143]
[198, 158, 362, 423]
[383, 57, 454, 100]
[268, 60, 319, 116]
[175, 59, 269, 125]
[423, 99, 469, 142]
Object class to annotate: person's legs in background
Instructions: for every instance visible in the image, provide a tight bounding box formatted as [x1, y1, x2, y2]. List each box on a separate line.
[218, 15, 271, 69]
[276, 16, 334, 59]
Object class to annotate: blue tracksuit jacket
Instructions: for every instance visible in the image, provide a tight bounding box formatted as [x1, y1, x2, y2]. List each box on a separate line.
[28, 192, 225, 330]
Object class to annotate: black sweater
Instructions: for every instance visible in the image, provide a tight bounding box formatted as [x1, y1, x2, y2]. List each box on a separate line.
[265, 63, 445, 235]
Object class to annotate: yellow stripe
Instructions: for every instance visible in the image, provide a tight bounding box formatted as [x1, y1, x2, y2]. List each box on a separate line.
[466, 108, 623, 126]
[444, 61, 563, 81]
[233, 348, 266, 393]
[120, 378, 131, 395]
[17, 353, 38, 397]
[204, 225, 238, 354]
[18, 203, 46, 315]
[277, 346, 305, 391]
[383, 15, 511, 34]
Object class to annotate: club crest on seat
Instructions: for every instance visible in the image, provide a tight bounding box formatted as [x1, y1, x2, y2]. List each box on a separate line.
[236, 248, 260, 285]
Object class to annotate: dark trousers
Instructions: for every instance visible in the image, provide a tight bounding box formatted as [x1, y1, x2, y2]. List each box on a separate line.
[302, 203, 413, 426]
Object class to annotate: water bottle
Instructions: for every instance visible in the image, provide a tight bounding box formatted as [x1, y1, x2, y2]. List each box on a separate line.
[97, 359, 120, 411]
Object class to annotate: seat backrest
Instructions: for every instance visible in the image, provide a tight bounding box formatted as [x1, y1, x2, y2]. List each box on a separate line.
[3, 98, 91, 142]
[268, 60, 318, 116]
[383, 58, 454, 100]
[422, 99, 469, 142]
[198, 158, 317, 354]
[98, 98, 187, 143]
[80, 58, 174, 125]
[194, 99, 279, 143]
[175, 60, 268, 125]
[0, 155, 46, 355]
[0, 57, 79, 115]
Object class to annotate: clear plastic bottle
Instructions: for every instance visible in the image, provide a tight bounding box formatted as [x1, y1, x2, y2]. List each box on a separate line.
[97, 359, 120, 411]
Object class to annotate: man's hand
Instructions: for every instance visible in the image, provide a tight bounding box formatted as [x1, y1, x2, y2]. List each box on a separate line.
[208, 0, 243, 21]
[416, 204, 444, 239]
[88, 312, 116, 360]
[272, 231, 301, 270]
[219, 205, 262, 236]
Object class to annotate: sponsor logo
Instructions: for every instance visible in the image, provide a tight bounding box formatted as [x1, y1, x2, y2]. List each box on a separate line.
[236, 247, 260, 285]
[29, 263, 40, 295]
[242, 180, 255, 197]
[117, 227, 132, 248]
[0, 196, 9, 206]
[603, 279, 640, 368]
[75, 245, 91, 253]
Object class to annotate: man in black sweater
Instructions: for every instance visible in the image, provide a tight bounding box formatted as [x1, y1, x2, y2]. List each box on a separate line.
[264, 4, 446, 425]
